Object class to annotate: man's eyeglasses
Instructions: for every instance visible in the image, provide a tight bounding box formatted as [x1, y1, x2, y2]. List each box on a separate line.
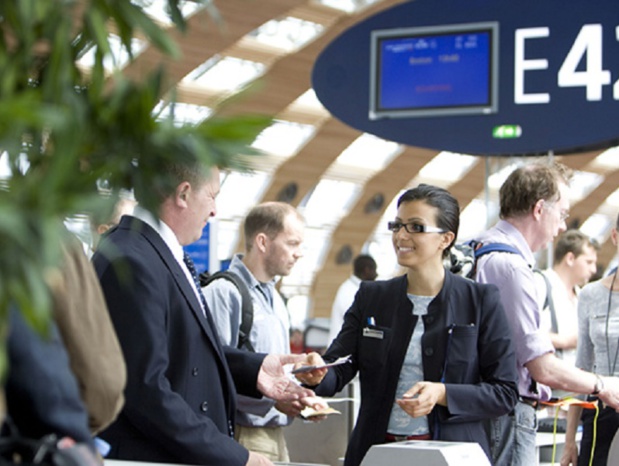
[387, 221, 446, 234]
[542, 200, 570, 222]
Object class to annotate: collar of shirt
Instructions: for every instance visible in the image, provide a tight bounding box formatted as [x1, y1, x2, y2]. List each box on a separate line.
[230, 254, 277, 295]
[131, 206, 184, 261]
[494, 219, 536, 268]
[131, 206, 204, 311]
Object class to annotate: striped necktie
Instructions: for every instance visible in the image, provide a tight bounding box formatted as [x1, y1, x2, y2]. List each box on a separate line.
[183, 252, 208, 313]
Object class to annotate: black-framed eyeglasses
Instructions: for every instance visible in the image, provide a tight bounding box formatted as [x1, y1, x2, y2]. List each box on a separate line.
[387, 221, 446, 234]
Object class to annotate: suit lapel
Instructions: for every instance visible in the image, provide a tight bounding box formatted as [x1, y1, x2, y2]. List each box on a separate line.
[134, 219, 228, 364]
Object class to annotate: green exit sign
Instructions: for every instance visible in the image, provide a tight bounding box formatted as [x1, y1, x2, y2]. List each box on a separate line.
[493, 125, 522, 139]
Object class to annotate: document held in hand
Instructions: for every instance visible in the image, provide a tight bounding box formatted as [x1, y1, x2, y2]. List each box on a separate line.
[291, 354, 352, 375]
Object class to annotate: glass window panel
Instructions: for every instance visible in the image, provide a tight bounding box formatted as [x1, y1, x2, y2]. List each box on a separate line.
[591, 146, 619, 171]
[580, 213, 613, 244]
[214, 218, 241, 262]
[185, 56, 265, 93]
[133, 0, 203, 25]
[280, 226, 330, 296]
[606, 187, 619, 208]
[213, 171, 270, 260]
[77, 35, 147, 71]
[316, 0, 382, 13]
[459, 198, 497, 241]
[249, 17, 324, 52]
[251, 120, 315, 157]
[154, 102, 212, 125]
[418, 152, 477, 183]
[335, 134, 401, 172]
[366, 191, 402, 278]
[302, 179, 360, 227]
[0, 152, 9, 179]
[569, 170, 604, 203]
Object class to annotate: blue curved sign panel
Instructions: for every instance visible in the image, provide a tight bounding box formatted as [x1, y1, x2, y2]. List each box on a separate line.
[312, 0, 619, 155]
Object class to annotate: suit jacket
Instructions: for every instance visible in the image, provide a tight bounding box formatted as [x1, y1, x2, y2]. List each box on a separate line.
[315, 271, 518, 466]
[5, 308, 95, 450]
[93, 216, 265, 466]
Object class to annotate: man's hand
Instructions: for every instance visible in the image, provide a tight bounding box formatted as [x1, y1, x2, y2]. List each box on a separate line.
[246, 451, 274, 466]
[293, 352, 328, 386]
[274, 400, 304, 417]
[257, 354, 314, 401]
[396, 381, 447, 418]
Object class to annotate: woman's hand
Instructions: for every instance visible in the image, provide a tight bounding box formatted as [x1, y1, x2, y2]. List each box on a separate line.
[396, 381, 447, 418]
[559, 441, 579, 466]
[292, 352, 328, 386]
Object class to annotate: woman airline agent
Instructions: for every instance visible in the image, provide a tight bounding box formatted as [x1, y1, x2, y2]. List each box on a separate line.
[302, 184, 518, 466]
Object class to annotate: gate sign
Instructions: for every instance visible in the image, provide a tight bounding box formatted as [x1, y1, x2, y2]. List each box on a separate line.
[311, 0, 619, 156]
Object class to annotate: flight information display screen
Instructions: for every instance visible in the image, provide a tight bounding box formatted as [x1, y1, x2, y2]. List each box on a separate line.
[369, 22, 499, 119]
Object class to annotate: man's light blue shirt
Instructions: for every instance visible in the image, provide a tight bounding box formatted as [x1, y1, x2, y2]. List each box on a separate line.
[203, 254, 292, 427]
[475, 220, 554, 400]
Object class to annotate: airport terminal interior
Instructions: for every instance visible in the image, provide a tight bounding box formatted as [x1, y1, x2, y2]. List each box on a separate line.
[3, 1, 619, 465]
[30, 0, 618, 328]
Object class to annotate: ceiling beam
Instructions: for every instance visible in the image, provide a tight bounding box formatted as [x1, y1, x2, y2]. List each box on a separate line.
[115, 0, 308, 90]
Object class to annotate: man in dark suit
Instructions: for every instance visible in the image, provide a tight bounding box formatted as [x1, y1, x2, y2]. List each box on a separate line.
[92, 163, 316, 466]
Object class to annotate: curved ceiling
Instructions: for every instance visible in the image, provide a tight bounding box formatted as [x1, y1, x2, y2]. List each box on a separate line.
[104, 0, 619, 324]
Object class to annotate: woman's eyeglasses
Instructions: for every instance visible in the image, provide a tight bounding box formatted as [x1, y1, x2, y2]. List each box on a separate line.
[387, 221, 446, 234]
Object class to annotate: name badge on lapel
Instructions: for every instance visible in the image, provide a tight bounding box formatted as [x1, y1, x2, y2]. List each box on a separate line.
[363, 327, 384, 339]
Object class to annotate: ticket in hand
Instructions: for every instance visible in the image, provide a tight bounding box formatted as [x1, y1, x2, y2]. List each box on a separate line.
[291, 354, 352, 374]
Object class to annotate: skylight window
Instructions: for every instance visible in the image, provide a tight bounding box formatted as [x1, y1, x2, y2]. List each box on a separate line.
[301, 179, 360, 227]
[591, 145, 619, 172]
[0, 152, 9, 179]
[335, 134, 401, 171]
[184, 56, 265, 93]
[316, 0, 383, 13]
[419, 152, 477, 183]
[132, 0, 203, 25]
[280, 226, 331, 299]
[569, 170, 604, 204]
[607, 187, 619, 208]
[77, 34, 147, 71]
[459, 198, 498, 241]
[487, 160, 523, 190]
[213, 171, 270, 259]
[367, 192, 402, 277]
[251, 120, 315, 157]
[293, 89, 325, 110]
[154, 102, 212, 125]
[580, 213, 614, 243]
[249, 17, 324, 52]
[214, 219, 240, 262]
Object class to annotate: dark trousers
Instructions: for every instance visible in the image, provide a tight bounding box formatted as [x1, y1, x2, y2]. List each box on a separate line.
[578, 404, 619, 466]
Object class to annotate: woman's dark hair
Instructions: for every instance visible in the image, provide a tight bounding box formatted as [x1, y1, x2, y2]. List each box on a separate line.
[397, 184, 460, 258]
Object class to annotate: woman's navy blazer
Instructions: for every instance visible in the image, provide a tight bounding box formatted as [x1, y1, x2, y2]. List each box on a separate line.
[315, 271, 518, 466]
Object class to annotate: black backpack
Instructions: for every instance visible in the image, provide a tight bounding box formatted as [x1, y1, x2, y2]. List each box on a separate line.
[446, 240, 524, 279]
[199, 270, 255, 352]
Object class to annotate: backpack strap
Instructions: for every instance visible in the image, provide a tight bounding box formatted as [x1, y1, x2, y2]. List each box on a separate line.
[533, 270, 562, 359]
[473, 242, 523, 259]
[202, 271, 255, 352]
[460, 241, 523, 279]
